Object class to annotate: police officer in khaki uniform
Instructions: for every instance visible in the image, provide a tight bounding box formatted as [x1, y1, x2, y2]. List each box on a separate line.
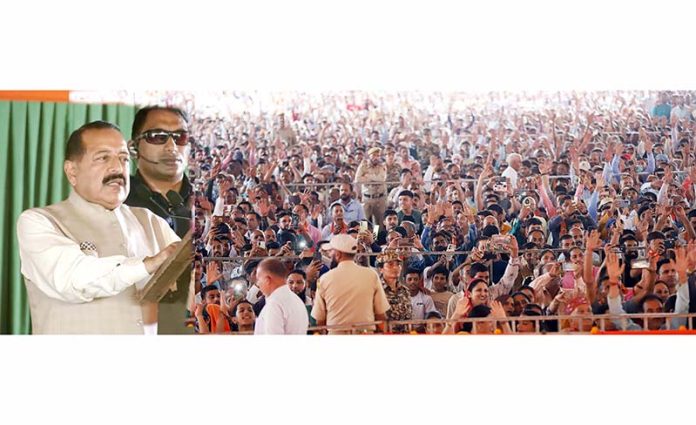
[354, 146, 388, 226]
[311, 234, 390, 334]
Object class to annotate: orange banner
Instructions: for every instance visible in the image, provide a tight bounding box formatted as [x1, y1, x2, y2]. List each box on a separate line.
[0, 91, 70, 102]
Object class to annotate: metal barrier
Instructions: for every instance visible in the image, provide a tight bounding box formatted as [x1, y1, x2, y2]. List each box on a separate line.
[202, 312, 696, 335]
[303, 312, 696, 335]
[281, 176, 573, 188]
[276, 176, 575, 211]
[201, 245, 652, 262]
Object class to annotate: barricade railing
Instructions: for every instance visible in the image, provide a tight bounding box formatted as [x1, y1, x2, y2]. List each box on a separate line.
[281, 176, 573, 188]
[276, 177, 573, 210]
[267, 170, 687, 192]
[302, 312, 696, 335]
[201, 245, 657, 263]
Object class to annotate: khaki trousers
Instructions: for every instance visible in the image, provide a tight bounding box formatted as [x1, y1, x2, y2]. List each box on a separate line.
[363, 197, 387, 225]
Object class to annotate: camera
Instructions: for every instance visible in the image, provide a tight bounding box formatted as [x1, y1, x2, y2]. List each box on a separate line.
[488, 235, 511, 253]
[522, 197, 535, 208]
[493, 179, 508, 193]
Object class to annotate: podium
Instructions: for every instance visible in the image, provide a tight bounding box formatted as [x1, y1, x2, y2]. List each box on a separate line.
[137, 229, 193, 303]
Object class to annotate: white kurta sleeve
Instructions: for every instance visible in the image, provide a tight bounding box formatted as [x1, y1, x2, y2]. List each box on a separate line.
[17, 210, 151, 304]
[607, 294, 641, 331]
[213, 196, 225, 216]
[489, 258, 520, 300]
[671, 282, 690, 329]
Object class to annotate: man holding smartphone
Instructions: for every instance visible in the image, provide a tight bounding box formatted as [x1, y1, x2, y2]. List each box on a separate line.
[292, 203, 321, 245]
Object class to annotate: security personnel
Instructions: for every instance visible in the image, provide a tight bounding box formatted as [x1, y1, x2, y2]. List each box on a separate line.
[354, 146, 388, 226]
[125, 106, 193, 334]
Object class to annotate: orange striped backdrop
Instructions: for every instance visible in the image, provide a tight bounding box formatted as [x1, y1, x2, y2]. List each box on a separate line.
[0, 91, 70, 102]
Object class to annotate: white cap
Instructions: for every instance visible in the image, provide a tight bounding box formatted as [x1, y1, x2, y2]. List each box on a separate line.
[598, 197, 613, 210]
[322, 234, 358, 254]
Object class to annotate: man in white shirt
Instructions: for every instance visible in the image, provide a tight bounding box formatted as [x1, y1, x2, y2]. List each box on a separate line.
[16, 121, 180, 334]
[670, 95, 690, 125]
[405, 268, 436, 320]
[387, 169, 413, 209]
[254, 258, 309, 335]
[501, 153, 522, 190]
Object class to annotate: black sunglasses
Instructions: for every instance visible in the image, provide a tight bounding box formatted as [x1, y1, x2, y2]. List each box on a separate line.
[135, 130, 189, 146]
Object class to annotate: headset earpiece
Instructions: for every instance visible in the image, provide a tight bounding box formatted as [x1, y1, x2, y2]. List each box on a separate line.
[128, 140, 139, 158]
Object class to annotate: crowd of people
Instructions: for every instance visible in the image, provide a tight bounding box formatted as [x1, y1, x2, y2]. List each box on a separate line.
[185, 90, 696, 334]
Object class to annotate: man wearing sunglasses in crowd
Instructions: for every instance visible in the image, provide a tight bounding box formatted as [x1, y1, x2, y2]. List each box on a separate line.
[125, 106, 194, 334]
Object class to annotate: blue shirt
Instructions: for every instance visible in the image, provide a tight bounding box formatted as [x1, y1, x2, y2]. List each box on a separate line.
[652, 103, 671, 119]
[326, 198, 366, 223]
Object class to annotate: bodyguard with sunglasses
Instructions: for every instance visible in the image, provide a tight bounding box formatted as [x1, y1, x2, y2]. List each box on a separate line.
[126, 106, 194, 334]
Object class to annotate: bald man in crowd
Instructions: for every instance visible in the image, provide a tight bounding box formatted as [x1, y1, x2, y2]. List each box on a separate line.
[254, 258, 309, 335]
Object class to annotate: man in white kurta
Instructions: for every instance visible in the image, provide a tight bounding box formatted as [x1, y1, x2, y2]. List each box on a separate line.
[16, 121, 180, 334]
